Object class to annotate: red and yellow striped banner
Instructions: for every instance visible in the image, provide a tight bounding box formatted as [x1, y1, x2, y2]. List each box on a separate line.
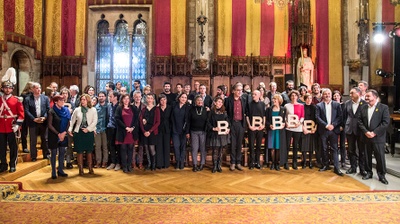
[154, 0, 186, 56]
[217, 0, 290, 57]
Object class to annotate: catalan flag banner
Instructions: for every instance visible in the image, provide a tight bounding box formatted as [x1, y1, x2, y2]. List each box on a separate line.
[45, 0, 86, 56]
[2, 0, 42, 54]
[154, 0, 186, 56]
[217, 0, 290, 58]
[218, 0, 342, 85]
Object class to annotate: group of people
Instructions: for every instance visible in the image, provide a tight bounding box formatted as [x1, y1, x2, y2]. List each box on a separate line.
[0, 68, 390, 185]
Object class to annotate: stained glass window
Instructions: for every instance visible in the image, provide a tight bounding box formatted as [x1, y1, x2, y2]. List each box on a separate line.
[113, 19, 130, 90]
[132, 15, 147, 90]
[96, 14, 148, 93]
[96, 17, 111, 92]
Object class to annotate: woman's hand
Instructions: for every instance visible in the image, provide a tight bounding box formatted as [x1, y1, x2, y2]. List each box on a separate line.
[81, 128, 89, 133]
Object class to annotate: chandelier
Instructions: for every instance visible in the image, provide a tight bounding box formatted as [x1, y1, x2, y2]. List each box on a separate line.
[254, 0, 293, 9]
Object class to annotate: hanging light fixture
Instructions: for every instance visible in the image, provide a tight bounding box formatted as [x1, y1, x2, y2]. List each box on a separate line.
[254, 0, 293, 9]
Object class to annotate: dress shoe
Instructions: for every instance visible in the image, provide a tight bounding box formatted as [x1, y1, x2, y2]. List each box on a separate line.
[192, 166, 198, 172]
[235, 164, 243, 171]
[319, 166, 331, 172]
[275, 165, 280, 171]
[22, 148, 29, 153]
[302, 164, 307, 169]
[9, 167, 16, 173]
[255, 163, 261, 169]
[379, 176, 389, 185]
[51, 175, 57, 179]
[123, 168, 129, 173]
[334, 168, 344, 176]
[0, 167, 7, 173]
[57, 171, 68, 177]
[362, 173, 373, 180]
[198, 164, 204, 171]
[31, 158, 37, 162]
[284, 163, 289, 170]
[249, 166, 254, 170]
[309, 163, 313, 169]
[346, 168, 356, 174]
[66, 163, 73, 169]
[229, 164, 235, 171]
[270, 164, 275, 170]
[292, 164, 298, 170]
[127, 166, 133, 172]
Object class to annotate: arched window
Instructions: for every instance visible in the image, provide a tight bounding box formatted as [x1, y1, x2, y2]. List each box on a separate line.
[96, 15, 111, 92]
[96, 14, 148, 93]
[132, 14, 147, 90]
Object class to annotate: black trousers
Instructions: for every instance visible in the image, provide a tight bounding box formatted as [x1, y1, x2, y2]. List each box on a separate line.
[29, 124, 49, 160]
[0, 132, 18, 169]
[107, 127, 119, 164]
[248, 130, 263, 166]
[157, 132, 171, 168]
[365, 140, 387, 177]
[346, 133, 365, 172]
[286, 131, 301, 165]
[230, 121, 245, 165]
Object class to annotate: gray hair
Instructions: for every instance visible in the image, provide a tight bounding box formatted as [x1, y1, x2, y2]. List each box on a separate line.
[69, 85, 79, 94]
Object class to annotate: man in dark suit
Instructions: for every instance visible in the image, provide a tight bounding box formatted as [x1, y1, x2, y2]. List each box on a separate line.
[358, 89, 390, 185]
[343, 87, 366, 175]
[315, 88, 344, 176]
[69, 85, 80, 110]
[225, 82, 247, 171]
[198, 84, 212, 109]
[24, 82, 50, 161]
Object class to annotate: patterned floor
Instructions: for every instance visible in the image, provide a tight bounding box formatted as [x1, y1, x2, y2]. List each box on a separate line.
[1, 182, 400, 223]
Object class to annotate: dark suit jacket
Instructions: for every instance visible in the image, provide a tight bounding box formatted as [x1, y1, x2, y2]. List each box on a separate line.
[24, 94, 50, 127]
[343, 99, 366, 135]
[358, 102, 390, 143]
[315, 100, 343, 135]
[69, 94, 80, 110]
[224, 95, 247, 128]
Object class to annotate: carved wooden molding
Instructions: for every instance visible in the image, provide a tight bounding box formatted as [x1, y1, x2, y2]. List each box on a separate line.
[42, 56, 83, 78]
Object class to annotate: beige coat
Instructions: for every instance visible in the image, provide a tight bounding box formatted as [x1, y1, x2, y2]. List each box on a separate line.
[68, 107, 98, 133]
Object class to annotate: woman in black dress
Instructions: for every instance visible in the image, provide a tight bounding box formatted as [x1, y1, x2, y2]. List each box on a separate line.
[115, 94, 138, 173]
[156, 94, 172, 169]
[301, 93, 317, 169]
[139, 94, 160, 171]
[171, 93, 190, 170]
[207, 97, 230, 173]
[48, 95, 70, 179]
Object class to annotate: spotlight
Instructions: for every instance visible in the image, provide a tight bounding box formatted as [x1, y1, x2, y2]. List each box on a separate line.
[389, 24, 400, 38]
[375, 69, 395, 78]
[373, 25, 386, 43]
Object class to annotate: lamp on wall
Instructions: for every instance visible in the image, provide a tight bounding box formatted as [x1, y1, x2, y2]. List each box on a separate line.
[372, 22, 400, 43]
[390, 0, 400, 6]
[254, 0, 293, 9]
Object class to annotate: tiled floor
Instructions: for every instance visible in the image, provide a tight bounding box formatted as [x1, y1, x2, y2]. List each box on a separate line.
[347, 144, 400, 191]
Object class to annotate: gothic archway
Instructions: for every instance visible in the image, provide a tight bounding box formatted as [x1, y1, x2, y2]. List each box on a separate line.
[11, 50, 32, 95]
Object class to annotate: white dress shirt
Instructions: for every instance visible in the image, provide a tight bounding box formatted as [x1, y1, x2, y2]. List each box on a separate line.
[325, 101, 332, 125]
[367, 102, 378, 127]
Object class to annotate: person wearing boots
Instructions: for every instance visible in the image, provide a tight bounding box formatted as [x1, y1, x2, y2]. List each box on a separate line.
[208, 97, 230, 173]
[139, 94, 160, 171]
[187, 95, 209, 172]
[115, 94, 138, 173]
[246, 90, 266, 170]
[68, 94, 98, 175]
[266, 94, 287, 171]
[47, 95, 70, 179]
[301, 94, 317, 169]
[0, 68, 24, 173]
